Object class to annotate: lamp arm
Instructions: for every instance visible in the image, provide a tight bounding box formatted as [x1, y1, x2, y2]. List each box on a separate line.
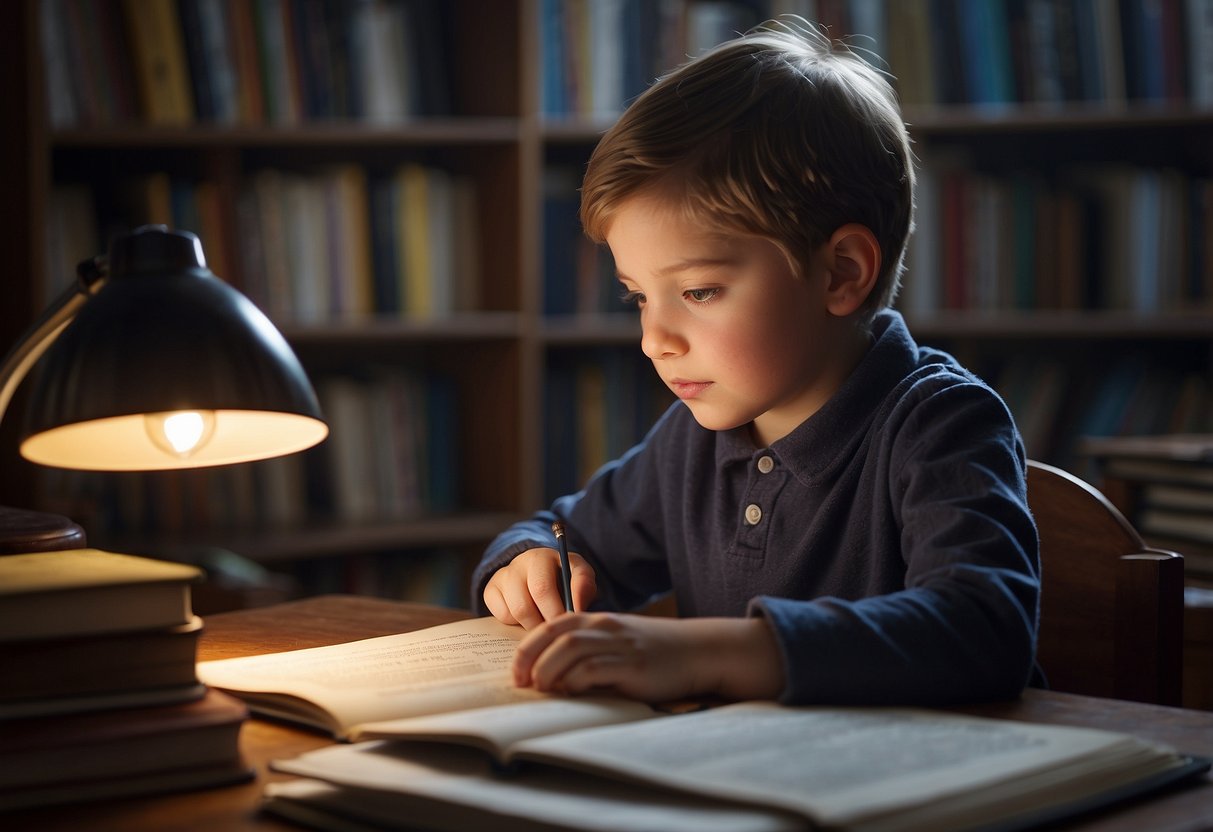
[0, 257, 108, 429]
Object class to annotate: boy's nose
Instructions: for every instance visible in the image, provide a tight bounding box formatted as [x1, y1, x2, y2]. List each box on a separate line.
[640, 313, 686, 360]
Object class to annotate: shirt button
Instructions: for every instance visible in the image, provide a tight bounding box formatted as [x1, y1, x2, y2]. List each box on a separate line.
[757, 455, 775, 474]
[744, 504, 763, 525]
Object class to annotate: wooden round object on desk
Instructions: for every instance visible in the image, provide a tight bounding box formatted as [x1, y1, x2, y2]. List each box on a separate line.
[0, 505, 86, 554]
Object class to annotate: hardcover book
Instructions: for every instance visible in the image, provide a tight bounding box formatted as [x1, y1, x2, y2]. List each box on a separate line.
[0, 549, 200, 642]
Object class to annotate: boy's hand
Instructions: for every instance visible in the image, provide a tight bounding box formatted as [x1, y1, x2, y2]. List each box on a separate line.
[512, 613, 786, 703]
[483, 547, 597, 629]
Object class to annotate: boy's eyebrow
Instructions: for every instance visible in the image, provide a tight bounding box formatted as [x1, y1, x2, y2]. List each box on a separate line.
[616, 257, 736, 283]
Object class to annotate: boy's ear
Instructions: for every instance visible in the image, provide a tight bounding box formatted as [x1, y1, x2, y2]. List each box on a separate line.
[823, 223, 881, 317]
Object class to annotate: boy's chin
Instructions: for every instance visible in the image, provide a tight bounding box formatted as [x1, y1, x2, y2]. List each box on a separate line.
[682, 402, 751, 434]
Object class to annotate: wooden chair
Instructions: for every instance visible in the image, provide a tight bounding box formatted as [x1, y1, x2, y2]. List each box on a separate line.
[1028, 459, 1185, 706]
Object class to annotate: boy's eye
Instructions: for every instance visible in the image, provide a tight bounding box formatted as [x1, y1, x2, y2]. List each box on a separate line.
[685, 288, 720, 303]
[620, 290, 646, 306]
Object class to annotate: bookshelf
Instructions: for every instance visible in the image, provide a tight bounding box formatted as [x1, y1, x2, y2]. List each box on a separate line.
[899, 107, 1213, 470]
[1, 0, 535, 607]
[3, 0, 1213, 607]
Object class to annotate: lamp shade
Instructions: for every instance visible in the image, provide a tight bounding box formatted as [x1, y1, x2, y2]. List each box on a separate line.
[19, 227, 328, 470]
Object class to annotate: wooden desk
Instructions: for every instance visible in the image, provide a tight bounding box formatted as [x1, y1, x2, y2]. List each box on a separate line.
[8, 594, 1213, 832]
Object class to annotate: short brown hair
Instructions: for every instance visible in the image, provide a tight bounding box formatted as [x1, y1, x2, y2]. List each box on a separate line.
[580, 20, 914, 323]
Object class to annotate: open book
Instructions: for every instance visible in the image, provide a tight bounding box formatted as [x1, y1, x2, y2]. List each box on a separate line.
[266, 701, 1210, 832]
[201, 615, 1209, 831]
[195, 616, 655, 740]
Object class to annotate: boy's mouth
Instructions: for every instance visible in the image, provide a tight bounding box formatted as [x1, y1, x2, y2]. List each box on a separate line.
[669, 380, 712, 399]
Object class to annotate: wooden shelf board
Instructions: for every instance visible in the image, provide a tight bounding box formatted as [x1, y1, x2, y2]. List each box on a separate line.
[537, 106, 1213, 142]
[540, 119, 616, 143]
[280, 312, 524, 344]
[541, 314, 641, 344]
[903, 104, 1213, 134]
[49, 119, 523, 148]
[905, 309, 1213, 339]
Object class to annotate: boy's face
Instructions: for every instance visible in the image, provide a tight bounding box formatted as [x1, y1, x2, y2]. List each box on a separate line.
[608, 195, 860, 447]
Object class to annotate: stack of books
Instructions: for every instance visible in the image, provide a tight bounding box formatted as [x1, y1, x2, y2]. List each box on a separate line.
[0, 548, 252, 811]
[1080, 434, 1213, 581]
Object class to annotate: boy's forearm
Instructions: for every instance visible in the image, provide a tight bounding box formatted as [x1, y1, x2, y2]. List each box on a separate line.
[688, 617, 786, 701]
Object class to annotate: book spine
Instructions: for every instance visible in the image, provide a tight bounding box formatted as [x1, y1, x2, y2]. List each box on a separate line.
[40, 0, 79, 127]
[543, 349, 672, 499]
[542, 167, 581, 316]
[123, 0, 196, 123]
[226, 0, 267, 122]
[1189, 0, 1213, 105]
[196, 0, 240, 123]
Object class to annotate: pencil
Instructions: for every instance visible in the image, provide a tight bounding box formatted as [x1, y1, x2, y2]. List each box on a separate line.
[551, 520, 574, 612]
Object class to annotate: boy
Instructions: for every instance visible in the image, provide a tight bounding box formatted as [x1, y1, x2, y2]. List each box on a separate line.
[473, 21, 1039, 706]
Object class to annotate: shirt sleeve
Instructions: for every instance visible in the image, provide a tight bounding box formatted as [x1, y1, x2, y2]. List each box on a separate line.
[471, 405, 681, 615]
[749, 381, 1040, 706]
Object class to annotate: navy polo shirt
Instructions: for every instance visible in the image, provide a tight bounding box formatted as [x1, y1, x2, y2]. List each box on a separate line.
[475, 310, 1040, 705]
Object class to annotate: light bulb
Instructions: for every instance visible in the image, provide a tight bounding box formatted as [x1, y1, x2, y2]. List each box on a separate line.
[144, 410, 217, 459]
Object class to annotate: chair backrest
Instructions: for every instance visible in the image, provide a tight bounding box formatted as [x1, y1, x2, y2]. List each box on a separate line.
[1028, 459, 1184, 705]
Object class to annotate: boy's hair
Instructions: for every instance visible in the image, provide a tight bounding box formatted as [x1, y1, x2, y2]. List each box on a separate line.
[580, 20, 915, 323]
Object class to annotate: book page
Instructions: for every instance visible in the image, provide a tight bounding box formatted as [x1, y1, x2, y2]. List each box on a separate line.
[351, 696, 658, 758]
[511, 701, 1182, 830]
[197, 616, 544, 736]
[269, 741, 802, 832]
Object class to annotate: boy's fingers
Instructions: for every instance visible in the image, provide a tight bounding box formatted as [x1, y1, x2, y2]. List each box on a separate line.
[530, 627, 618, 691]
[498, 583, 545, 630]
[513, 613, 584, 686]
[557, 653, 628, 694]
[530, 548, 598, 617]
[569, 554, 597, 612]
[527, 554, 571, 622]
[483, 584, 517, 626]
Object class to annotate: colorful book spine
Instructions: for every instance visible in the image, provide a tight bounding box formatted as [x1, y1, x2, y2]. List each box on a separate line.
[43, 0, 453, 127]
[906, 165, 1211, 314]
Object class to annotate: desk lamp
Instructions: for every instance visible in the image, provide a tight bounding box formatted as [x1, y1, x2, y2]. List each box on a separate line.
[0, 225, 327, 492]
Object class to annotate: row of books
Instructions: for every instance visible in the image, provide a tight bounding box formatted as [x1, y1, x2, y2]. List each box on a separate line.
[540, 0, 763, 119]
[47, 161, 480, 323]
[539, 0, 1213, 117]
[974, 353, 1213, 472]
[41, 0, 451, 128]
[51, 157, 1213, 327]
[798, 0, 1213, 108]
[317, 370, 459, 523]
[35, 369, 460, 539]
[39, 455, 308, 543]
[542, 167, 629, 316]
[46, 176, 238, 307]
[46, 179, 231, 309]
[290, 547, 469, 608]
[239, 164, 479, 323]
[900, 165, 1213, 314]
[544, 349, 675, 501]
[49, 164, 1209, 325]
[0, 549, 250, 810]
[1079, 434, 1213, 579]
